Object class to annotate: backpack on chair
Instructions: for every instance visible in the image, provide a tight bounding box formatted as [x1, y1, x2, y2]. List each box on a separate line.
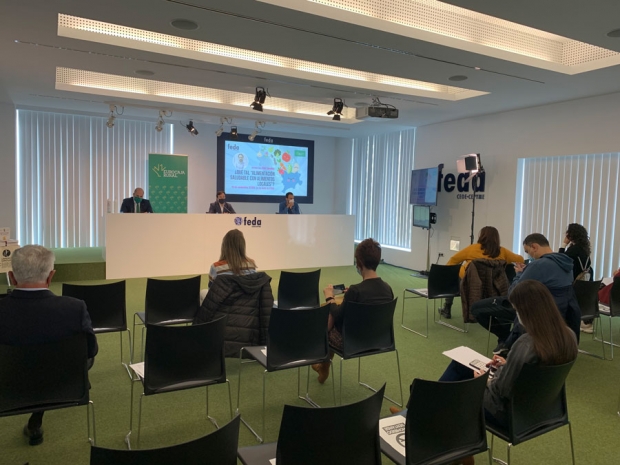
[574, 256, 591, 282]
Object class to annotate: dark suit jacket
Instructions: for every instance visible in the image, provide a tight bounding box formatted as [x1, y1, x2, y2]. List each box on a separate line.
[0, 289, 98, 359]
[208, 201, 236, 214]
[120, 197, 153, 213]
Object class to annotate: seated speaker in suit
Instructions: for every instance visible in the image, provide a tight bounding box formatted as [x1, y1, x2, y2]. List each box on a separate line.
[0, 245, 98, 446]
[278, 192, 301, 214]
[208, 191, 236, 214]
[120, 187, 153, 213]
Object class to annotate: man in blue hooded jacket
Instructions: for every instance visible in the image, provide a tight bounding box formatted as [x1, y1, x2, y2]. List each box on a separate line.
[472, 233, 581, 353]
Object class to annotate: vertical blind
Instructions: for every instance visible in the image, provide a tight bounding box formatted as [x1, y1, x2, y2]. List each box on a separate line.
[514, 153, 620, 279]
[348, 129, 415, 250]
[16, 110, 173, 248]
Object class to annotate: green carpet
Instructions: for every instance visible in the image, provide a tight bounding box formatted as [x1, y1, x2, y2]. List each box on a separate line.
[1, 264, 620, 465]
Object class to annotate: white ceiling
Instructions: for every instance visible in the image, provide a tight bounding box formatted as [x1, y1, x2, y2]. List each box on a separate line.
[3, 0, 620, 137]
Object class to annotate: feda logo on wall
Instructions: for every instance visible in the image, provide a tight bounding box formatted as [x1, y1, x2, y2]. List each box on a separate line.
[234, 217, 262, 227]
[438, 166, 486, 200]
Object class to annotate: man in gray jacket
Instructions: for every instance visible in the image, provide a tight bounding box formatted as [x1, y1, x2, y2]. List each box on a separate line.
[472, 233, 580, 353]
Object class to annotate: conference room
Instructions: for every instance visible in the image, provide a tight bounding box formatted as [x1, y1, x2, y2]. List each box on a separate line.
[2, 0, 620, 464]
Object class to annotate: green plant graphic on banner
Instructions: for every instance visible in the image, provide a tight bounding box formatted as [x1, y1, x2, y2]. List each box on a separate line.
[148, 154, 188, 213]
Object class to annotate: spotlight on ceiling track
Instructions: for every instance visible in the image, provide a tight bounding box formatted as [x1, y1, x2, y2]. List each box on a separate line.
[230, 126, 238, 140]
[248, 121, 266, 141]
[327, 98, 345, 121]
[215, 117, 232, 137]
[155, 110, 172, 132]
[250, 87, 268, 112]
[184, 120, 199, 136]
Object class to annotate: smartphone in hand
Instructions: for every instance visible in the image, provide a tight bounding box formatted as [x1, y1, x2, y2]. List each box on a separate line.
[333, 284, 346, 295]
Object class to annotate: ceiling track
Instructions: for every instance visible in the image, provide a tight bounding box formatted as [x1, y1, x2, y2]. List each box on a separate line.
[15, 40, 438, 106]
[166, 0, 545, 84]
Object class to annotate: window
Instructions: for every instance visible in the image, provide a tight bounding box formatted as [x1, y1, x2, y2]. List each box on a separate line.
[348, 129, 415, 250]
[16, 110, 173, 247]
[514, 153, 620, 278]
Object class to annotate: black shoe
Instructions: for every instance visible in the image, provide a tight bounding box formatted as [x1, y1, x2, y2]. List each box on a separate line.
[23, 425, 43, 446]
[438, 307, 452, 319]
[492, 343, 509, 357]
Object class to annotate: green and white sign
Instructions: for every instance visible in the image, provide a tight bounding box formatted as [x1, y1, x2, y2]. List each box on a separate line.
[148, 154, 188, 213]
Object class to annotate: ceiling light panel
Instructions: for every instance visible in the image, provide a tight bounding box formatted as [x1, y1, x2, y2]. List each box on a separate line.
[258, 0, 620, 74]
[55, 67, 360, 122]
[57, 14, 485, 101]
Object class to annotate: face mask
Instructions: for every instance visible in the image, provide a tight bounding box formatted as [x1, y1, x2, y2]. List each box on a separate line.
[134, 196, 142, 203]
[218, 198, 225, 204]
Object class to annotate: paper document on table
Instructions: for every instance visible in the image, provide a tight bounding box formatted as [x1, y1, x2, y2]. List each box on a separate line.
[379, 415, 406, 456]
[442, 346, 492, 371]
[129, 362, 145, 379]
[602, 277, 614, 286]
[269, 459, 276, 465]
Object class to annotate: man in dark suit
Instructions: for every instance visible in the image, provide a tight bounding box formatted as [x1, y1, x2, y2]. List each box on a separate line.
[120, 187, 153, 213]
[278, 192, 301, 214]
[0, 245, 98, 446]
[208, 191, 236, 214]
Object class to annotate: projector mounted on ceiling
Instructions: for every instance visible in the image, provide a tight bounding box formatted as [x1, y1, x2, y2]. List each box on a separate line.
[355, 97, 399, 120]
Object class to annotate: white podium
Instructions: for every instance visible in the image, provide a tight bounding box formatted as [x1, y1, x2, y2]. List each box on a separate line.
[105, 214, 355, 279]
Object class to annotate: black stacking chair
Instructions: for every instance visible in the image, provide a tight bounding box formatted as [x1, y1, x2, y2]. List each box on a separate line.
[126, 317, 232, 449]
[486, 361, 576, 465]
[574, 280, 605, 359]
[331, 299, 402, 407]
[401, 264, 461, 337]
[505, 263, 517, 283]
[380, 374, 490, 465]
[91, 415, 239, 465]
[236, 306, 334, 443]
[63, 280, 131, 377]
[238, 384, 385, 465]
[0, 333, 96, 444]
[596, 276, 620, 360]
[133, 275, 201, 362]
[276, 269, 320, 309]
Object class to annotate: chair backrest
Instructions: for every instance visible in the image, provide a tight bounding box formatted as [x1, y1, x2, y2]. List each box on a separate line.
[266, 306, 329, 371]
[507, 361, 575, 445]
[405, 374, 489, 465]
[143, 316, 227, 396]
[505, 263, 517, 283]
[277, 269, 321, 309]
[609, 276, 620, 317]
[0, 333, 89, 415]
[145, 275, 201, 324]
[90, 414, 240, 465]
[340, 299, 398, 359]
[427, 264, 461, 299]
[573, 280, 602, 319]
[63, 281, 127, 332]
[276, 384, 385, 465]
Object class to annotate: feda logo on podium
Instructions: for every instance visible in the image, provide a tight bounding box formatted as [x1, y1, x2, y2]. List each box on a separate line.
[234, 217, 262, 227]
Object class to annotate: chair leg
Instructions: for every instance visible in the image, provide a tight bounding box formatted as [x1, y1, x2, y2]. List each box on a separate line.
[236, 348, 263, 442]
[567, 422, 576, 465]
[298, 365, 320, 408]
[125, 378, 136, 450]
[330, 360, 337, 406]
[357, 351, 403, 407]
[86, 400, 96, 446]
[506, 443, 511, 465]
[137, 393, 145, 449]
[262, 370, 267, 443]
[226, 379, 233, 419]
[122, 329, 134, 380]
[206, 385, 219, 429]
[400, 291, 427, 338]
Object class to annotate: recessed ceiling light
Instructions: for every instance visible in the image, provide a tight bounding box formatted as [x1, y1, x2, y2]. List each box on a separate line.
[606, 29, 620, 38]
[135, 70, 155, 76]
[448, 75, 468, 82]
[170, 19, 199, 31]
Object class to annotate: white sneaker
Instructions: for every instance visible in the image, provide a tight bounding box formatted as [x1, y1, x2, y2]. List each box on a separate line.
[580, 322, 593, 334]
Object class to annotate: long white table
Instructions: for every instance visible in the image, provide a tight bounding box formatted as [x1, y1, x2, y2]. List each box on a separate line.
[105, 214, 355, 279]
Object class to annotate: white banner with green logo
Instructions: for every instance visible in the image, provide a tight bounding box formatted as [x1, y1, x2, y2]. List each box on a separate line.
[148, 154, 188, 213]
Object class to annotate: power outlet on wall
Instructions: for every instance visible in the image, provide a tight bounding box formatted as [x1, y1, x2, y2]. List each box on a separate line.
[438, 253, 444, 257]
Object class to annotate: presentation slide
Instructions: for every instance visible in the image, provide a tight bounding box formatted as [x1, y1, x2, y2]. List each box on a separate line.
[217, 133, 314, 203]
[410, 167, 438, 206]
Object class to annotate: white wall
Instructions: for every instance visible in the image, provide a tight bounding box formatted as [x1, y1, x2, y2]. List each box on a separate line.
[386, 91, 620, 270]
[173, 121, 347, 216]
[0, 103, 16, 237]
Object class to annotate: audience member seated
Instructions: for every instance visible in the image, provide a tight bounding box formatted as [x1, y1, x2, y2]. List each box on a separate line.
[311, 238, 393, 383]
[0, 245, 98, 446]
[194, 229, 273, 358]
[439, 226, 524, 319]
[471, 233, 580, 355]
[393, 280, 578, 446]
[559, 223, 594, 332]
